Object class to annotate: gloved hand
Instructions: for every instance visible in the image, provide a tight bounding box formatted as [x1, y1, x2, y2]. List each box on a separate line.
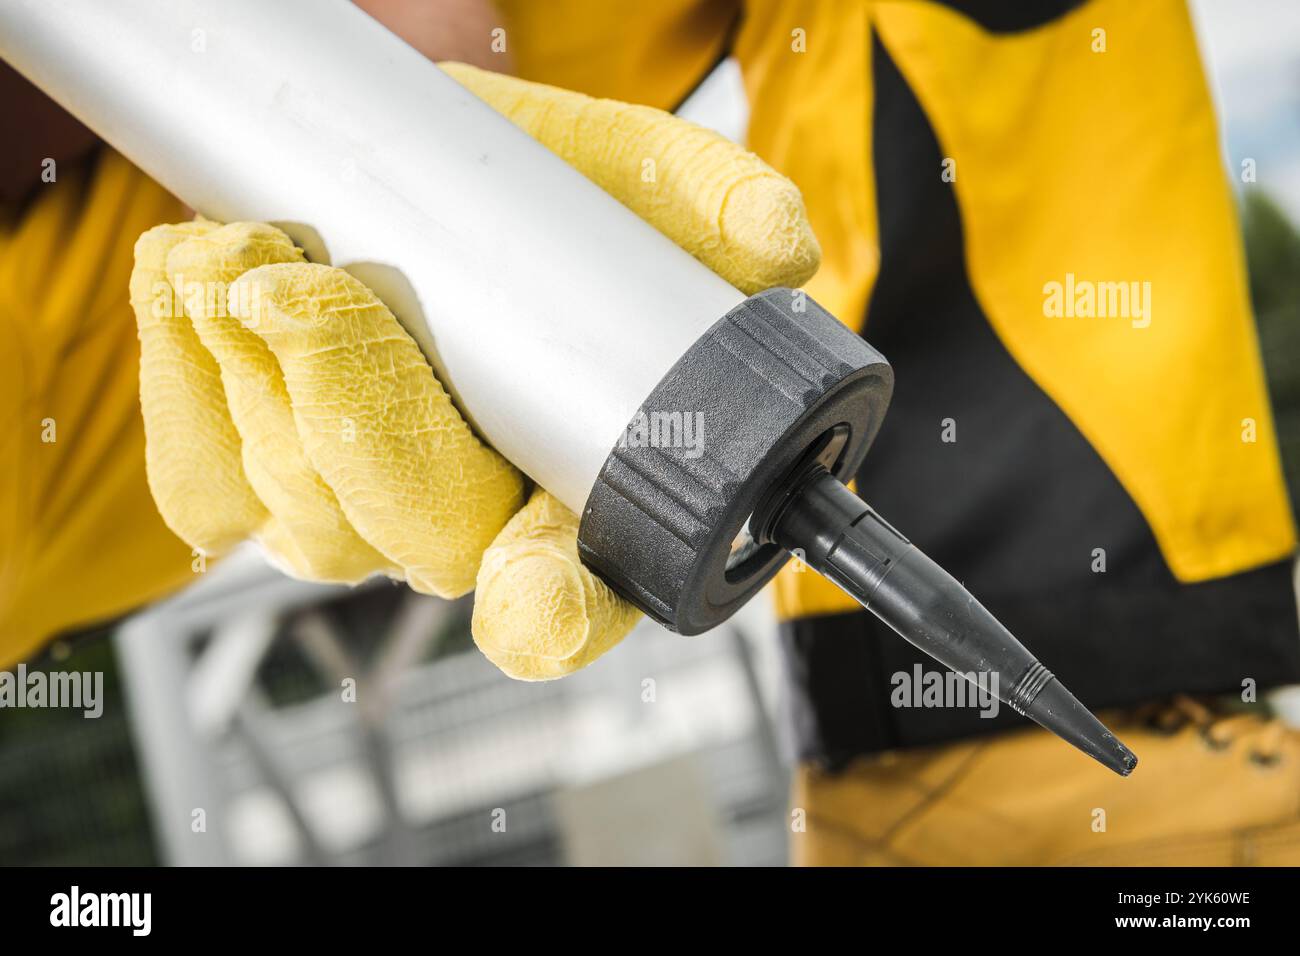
[129, 63, 820, 680]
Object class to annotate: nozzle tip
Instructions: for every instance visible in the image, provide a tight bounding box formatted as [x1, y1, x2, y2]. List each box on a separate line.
[1022, 678, 1139, 777]
[1105, 734, 1139, 777]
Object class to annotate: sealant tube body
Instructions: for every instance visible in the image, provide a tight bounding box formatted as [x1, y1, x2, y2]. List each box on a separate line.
[0, 0, 745, 513]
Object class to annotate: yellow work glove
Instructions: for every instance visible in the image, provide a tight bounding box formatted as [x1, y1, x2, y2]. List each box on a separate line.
[129, 63, 820, 680]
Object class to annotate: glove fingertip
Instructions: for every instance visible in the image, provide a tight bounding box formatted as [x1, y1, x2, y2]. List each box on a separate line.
[472, 491, 639, 681]
[717, 175, 822, 294]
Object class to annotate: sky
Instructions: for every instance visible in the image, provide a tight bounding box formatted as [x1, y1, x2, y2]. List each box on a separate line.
[1180, 0, 1299, 220]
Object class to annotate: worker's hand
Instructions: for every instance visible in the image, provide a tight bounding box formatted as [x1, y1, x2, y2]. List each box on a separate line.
[130, 64, 819, 680]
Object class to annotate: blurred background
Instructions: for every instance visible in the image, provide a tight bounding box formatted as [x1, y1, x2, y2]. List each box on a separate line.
[2, 0, 1299, 866]
[8, 556, 790, 866]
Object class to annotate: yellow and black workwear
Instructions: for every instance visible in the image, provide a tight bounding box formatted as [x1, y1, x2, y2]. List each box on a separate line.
[499, 0, 1300, 861]
[1, 151, 192, 662]
[760, 0, 1300, 763]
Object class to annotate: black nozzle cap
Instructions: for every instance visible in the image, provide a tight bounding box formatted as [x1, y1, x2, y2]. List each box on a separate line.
[576, 289, 893, 634]
[761, 464, 1139, 777]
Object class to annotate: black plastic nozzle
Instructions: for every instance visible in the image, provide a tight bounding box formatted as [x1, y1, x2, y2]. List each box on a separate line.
[761, 463, 1137, 777]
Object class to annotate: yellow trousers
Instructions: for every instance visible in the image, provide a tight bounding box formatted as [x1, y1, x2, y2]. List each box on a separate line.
[793, 697, 1300, 865]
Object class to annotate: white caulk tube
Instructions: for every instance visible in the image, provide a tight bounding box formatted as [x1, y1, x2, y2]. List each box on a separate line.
[0, 0, 898, 633]
[1, 0, 1140, 774]
[0, 0, 743, 512]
